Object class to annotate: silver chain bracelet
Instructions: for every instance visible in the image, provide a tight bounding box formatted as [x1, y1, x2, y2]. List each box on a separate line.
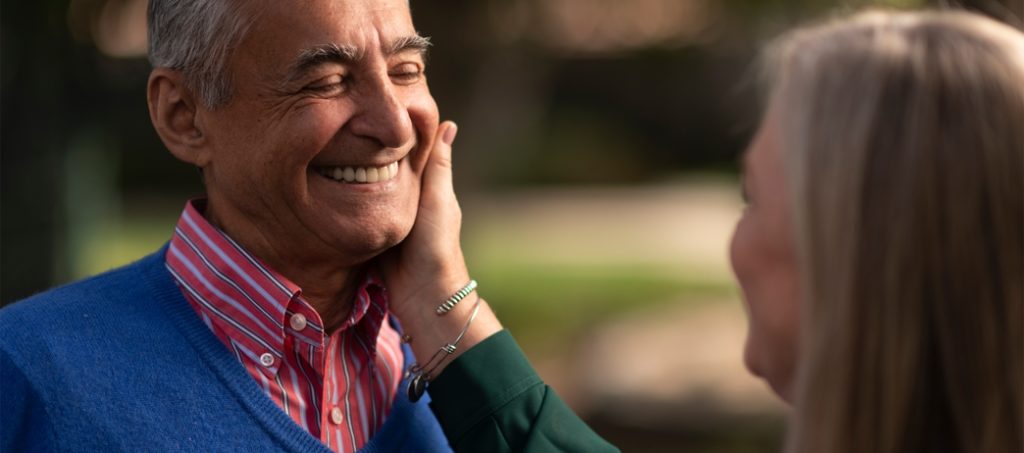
[407, 294, 483, 402]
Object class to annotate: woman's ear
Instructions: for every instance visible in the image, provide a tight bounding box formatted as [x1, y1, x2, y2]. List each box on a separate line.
[147, 68, 211, 167]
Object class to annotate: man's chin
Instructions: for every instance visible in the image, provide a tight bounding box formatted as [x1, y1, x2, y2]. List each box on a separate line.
[326, 221, 413, 263]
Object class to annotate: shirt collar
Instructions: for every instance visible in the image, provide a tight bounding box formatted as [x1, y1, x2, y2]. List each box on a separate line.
[167, 199, 390, 376]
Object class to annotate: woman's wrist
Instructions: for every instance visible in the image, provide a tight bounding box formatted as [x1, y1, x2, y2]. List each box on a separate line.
[396, 290, 503, 379]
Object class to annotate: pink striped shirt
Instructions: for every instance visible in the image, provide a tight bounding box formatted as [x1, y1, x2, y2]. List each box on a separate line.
[165, 200, 405, 452]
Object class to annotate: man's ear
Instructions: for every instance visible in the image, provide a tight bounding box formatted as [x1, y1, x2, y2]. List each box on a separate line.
[147, 68, 211, 167]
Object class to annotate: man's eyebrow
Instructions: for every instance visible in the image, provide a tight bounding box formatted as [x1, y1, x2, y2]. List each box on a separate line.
[385, 34, 432, 57]
[286, 43, 360, 83]
[284, 35, 432, 84]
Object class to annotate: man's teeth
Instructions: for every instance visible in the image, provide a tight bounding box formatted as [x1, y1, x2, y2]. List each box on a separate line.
[321, 161, 400, 183]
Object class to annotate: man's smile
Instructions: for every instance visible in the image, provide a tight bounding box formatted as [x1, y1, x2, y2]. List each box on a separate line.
[314, 159, 402, 184]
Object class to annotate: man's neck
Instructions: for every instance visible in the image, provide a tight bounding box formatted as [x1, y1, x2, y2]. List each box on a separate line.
[201, 200, 364, 334]
[286, 264, 366, 334]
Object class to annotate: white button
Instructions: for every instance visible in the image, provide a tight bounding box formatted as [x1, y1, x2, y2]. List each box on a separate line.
[289, 313, 308, 331]
[330, 407, 344, 425]
[259, 353, 275, 367]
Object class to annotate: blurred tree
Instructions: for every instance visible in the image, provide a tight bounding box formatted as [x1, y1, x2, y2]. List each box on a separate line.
[1, 0, 188, 305]
[2, 1, 73, 303]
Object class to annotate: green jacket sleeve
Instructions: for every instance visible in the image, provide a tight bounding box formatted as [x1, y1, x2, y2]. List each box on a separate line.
[427, 330, 619, 452]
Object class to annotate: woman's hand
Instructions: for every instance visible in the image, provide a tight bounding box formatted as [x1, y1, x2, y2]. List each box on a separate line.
[380, 121, 502, 372]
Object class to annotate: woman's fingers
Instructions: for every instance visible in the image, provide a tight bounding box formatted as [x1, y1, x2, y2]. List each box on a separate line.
[421, 121, 458, 210]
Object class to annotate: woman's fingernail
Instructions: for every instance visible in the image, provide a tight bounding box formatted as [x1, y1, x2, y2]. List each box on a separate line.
[442, 122, 458, 145]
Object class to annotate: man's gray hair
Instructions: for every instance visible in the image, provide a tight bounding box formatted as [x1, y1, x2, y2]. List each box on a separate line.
[147, 0, 252, 108]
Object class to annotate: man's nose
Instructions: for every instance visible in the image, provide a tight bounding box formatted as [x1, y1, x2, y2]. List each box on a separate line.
[347, 79, 415, 150]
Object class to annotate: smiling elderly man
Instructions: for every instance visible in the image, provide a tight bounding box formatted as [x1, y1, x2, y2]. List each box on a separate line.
[1, 0, 617, 452]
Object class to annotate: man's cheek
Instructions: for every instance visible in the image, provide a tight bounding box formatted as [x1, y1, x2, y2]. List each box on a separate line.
[396, 184, 421, 239]
[405, 134, 433, 182]
[410, 91, 440, 138]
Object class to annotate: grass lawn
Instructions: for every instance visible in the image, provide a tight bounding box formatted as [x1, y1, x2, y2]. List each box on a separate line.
[473, 260, 736, 354]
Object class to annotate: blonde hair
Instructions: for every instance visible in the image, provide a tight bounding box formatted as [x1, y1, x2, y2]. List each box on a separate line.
[764, 10, 1024, 453]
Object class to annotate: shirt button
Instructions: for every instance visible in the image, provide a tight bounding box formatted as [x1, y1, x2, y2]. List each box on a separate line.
[330, 407, 344, 425]
[289, 313, 308, 331]
[259, 353, 275, 367]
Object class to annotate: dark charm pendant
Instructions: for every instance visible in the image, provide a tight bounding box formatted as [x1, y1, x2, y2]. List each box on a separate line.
[408, 374, 427, 402]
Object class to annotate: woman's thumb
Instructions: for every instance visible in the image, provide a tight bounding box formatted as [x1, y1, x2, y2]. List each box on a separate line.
[423, 121, 458, 198]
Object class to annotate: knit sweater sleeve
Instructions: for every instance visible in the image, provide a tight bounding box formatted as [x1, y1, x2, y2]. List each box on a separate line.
[427, 330, 618, 452]
[1, 347, 57, 452]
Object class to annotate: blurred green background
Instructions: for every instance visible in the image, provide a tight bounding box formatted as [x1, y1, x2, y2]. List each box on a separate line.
[2, 0, 1020, 451]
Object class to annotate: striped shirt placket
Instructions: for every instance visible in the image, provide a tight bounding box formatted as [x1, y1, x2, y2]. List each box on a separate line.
[286, 365, 306, 427]
[368, 304, 388, 425]
[339, 333, 358, 452]
[376, 328, 402, 415]
[372, 360, 388, 428]
[368, 362, 380, 436]
[353, 333, 380, 431]
[364, 293, 391, 424]
[329, 333, 344, 451]
[293, 345, 321, 433]
[354, 372, 370, 444]
[349, 332, 370, 444]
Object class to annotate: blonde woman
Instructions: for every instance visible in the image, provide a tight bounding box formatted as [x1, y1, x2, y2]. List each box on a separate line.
[374, 8, 1023, 453]
[731, 9, 1023, 453]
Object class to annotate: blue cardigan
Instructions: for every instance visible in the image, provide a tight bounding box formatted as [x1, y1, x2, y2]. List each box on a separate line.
[0, 247, 452, 452]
